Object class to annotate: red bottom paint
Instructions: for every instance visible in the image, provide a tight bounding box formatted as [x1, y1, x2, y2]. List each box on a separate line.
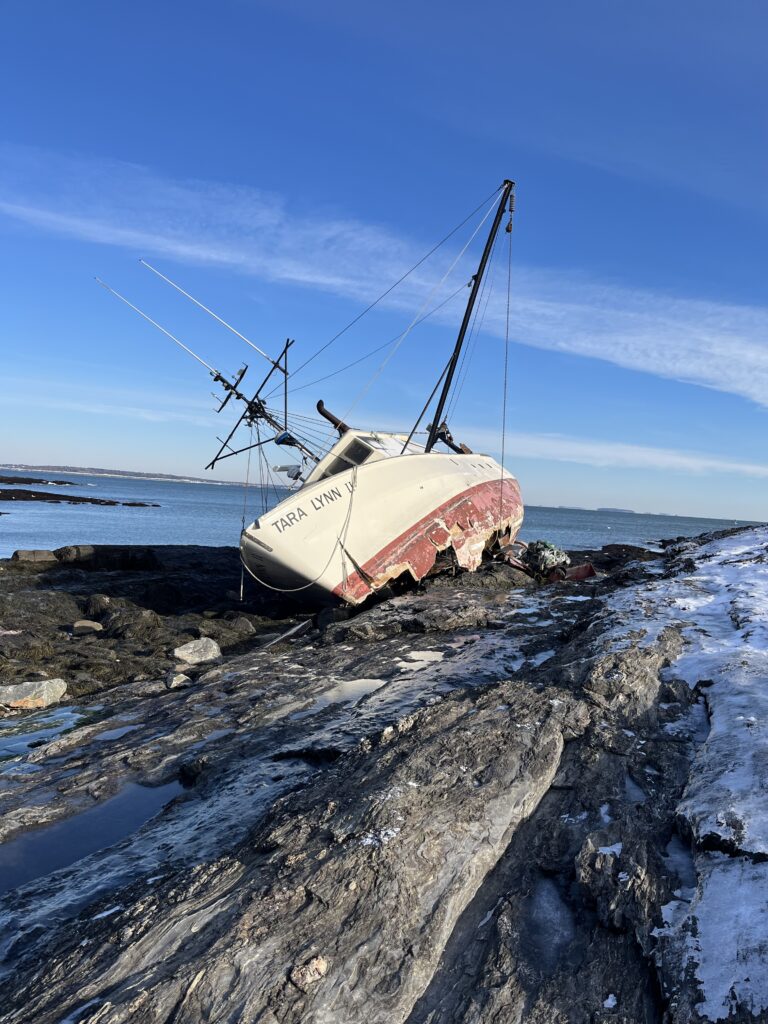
[333, 476, 524, 603]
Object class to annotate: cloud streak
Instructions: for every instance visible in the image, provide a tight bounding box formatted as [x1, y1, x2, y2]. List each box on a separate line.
[0, 377, 219, 428]
[2, 145, 768, 409]
[493, 432, 768, 479]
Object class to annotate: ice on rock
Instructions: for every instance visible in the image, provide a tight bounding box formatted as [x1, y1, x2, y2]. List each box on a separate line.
[603, 527, 768, 1020]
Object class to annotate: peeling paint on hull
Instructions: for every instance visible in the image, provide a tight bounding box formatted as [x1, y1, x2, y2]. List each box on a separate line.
[334, 477, 524, 604]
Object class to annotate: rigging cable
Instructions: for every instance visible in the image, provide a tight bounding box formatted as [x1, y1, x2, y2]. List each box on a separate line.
[499, 203, 513, 522]
[286, 185, 505, 384]
[239, 423, 255, 602]
[322, 193, 501, 452]
[446, 223, 500, 424]
[266, 279, 468, 401]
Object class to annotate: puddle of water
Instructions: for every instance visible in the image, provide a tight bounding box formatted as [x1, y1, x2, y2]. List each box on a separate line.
[528, 649, 556, 667]
[624, 774, 647, 803]
[0, 707, 87, 764]
[93, 725, 141, 742]
[57, 997, 102, 1024]
[0, 780, 182, 898]
[190, 728, 235, 751]
[405, 650, 445, 664]
[290, 678, 387, 721]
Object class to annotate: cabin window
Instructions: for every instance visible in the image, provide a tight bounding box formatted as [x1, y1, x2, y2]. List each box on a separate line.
[343, 439, 373, 465]
[321, 438, 373, 478]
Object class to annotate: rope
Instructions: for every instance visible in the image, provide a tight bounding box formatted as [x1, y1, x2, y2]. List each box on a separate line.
[241, 466, 359, 593]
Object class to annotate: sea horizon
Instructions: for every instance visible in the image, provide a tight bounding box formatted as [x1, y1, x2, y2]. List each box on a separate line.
[0, 465, 761, 559]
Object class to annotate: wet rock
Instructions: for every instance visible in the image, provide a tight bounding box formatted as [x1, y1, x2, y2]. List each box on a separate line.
[0, 677, 67, 708]
[2, 531, 763, 1023]
[325, 590, 504, 643]
[0, 475, 74, 486]
[173, 637, 222, 664]
[425, 560, 537, 592]
[0, 545, 304, 697]
[0, 489, 159, 507]
[71, 620, 104, 636]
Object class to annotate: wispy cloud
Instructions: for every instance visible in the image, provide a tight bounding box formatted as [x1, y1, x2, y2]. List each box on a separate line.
[464, 428, 768, 480]
[2, 145, 768, 408]
[0, 376, 219, 428]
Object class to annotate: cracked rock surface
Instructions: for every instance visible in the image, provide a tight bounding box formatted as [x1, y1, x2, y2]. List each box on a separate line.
[0, 528, 766, 1023]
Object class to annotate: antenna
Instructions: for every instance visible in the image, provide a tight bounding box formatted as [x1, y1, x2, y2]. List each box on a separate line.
[95, 278, 218, 374]
[97, 275, 317, 470]
[138, 259, 282, 372]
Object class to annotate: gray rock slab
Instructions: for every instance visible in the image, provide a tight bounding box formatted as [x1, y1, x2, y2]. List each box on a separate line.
[0, 678, 67, 709]
[10, 550, 58, 563]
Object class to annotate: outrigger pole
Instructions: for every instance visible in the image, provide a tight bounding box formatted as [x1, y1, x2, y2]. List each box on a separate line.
[95, 278, 319, 469]
[138, 260, 283, 374]
[423, 179, 515, 454]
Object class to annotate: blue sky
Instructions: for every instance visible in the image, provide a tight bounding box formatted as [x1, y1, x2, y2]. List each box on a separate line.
[0, 0, 766, 518]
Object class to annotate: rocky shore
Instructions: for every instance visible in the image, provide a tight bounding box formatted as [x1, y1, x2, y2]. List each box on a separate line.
[0, 474, 74, 486]
[0, 528, 766, 1023]
[0, 489, 160, 506]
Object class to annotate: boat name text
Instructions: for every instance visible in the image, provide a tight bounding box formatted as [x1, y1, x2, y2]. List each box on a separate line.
[269, 481, 354, 534]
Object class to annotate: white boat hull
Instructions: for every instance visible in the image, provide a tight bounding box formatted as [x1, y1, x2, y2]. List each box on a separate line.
[240, 452, 523, 604]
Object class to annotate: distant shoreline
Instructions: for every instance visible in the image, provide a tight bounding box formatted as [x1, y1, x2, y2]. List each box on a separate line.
[0, 465, 760, 523]
[0, 464, 242, 487]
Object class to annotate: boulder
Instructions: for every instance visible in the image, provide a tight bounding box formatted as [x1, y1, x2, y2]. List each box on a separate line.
[85, 594, 113, 619]
[173, 637, 222, 665]
[71, 619, 104, 636]
[10, 549, 58, 563]
[54, 545, 96, 563]
[0, 678, 67, 709]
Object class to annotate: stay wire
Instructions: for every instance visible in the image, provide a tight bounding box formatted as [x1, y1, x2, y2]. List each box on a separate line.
[241, 423, 255, 530]
[239, 423, 255, 602]
[267, 280, 469, 401]
[325, 193, 501, 451]
[286, 184, 504, 383]
[446, 225, 500, 424]
[499, 211, 513, 522]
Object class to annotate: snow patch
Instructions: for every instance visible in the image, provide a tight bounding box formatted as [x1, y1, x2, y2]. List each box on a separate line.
[598, 842, 623, 857]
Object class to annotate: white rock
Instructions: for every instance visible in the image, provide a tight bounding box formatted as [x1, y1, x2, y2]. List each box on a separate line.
[72, 619, 104, 636]
[166, 672, 192, 690]
[172, 637, 222, 665]
[0, 678, 67, 709]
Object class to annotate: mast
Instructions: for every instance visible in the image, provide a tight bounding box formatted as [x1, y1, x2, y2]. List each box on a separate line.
[423, 179, 514, 453]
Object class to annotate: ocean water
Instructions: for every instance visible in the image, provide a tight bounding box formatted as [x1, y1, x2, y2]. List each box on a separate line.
[0, 468, 760, 558]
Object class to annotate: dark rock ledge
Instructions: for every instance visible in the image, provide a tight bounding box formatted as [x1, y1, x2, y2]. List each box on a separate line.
[0, 488, 159, 506]
[0, 474, 74, 486]
[0, 528, 762, 1023]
